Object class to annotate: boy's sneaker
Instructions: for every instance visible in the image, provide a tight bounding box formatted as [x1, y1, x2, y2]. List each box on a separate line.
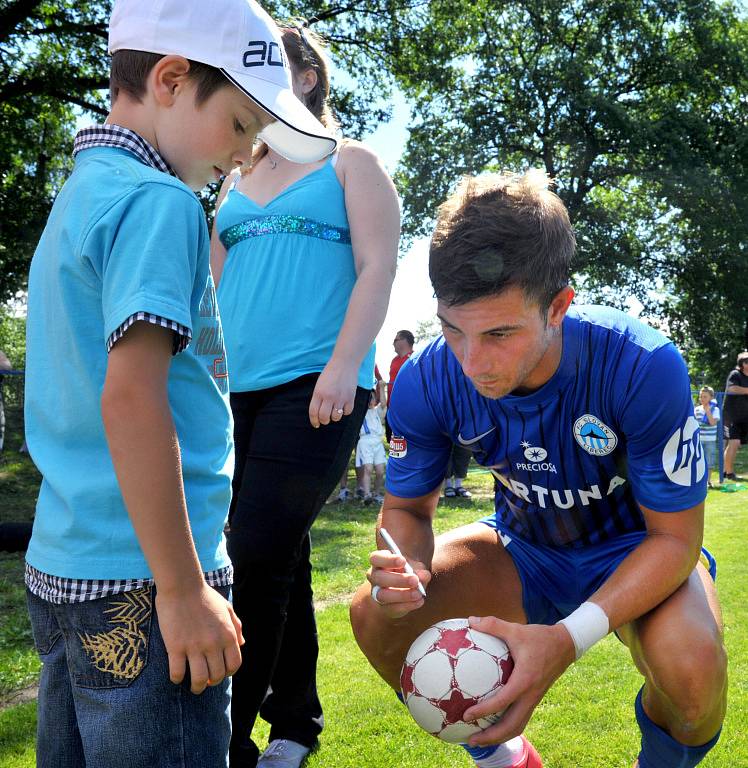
[355, 488, 366, 500]
[256, 739, 311, 768]
[724, 472, 737, 481]
[373, 493, 385, 504]
[336, 488, 351, 502]
[444, 486, 456, 497]
[363, 493, 374, 505]
[455, 486, 472, 498]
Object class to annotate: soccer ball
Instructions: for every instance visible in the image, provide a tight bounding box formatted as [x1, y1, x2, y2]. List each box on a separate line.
[400, 618, 513, 743]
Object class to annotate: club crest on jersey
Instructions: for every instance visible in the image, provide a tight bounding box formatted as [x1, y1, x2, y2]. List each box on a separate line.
[389, 435, 407, 459]
[662, 416, 706, 486]
[573, 414, 618, 456]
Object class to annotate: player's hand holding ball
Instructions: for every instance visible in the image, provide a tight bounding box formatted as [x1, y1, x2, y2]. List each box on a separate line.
[461, 616, 576, 746]
[401, 618, 514, 742]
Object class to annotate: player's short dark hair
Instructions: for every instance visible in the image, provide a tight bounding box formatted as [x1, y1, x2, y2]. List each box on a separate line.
[110, 50, 229, 106]
[737, 351, 748, 367]
[396, 330, 415, 347]
[429, 170, 576, 312]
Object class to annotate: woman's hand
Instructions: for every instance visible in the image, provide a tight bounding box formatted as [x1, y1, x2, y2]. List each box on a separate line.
[308, 359, 359, 428]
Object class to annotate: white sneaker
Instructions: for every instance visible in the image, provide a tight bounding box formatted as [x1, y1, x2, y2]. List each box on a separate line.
[256, 739, 311, 768]
[337, 488, 351, 502]
[373, 493, 385, 504]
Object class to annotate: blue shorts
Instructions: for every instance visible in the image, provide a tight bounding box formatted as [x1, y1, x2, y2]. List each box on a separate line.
[480, 517, 716, 625]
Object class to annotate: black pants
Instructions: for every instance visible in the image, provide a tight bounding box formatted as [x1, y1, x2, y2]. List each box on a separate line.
[445, 443, 472, 479]
[227, 374, 369, 760]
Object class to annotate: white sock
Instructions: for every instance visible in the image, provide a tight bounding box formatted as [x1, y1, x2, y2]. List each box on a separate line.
[455, 477, 464, 488]
[471, 737, 525, 768]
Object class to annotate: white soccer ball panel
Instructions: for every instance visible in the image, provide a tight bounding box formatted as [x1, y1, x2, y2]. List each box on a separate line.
[468, 627, 510, 658]
[406, 625, 442, 663]
[438, 721, 483, 743]
[436, 618, 470, 632]
[412, 650, 454, 699]
[405, 693, 448, 735]
[453, 648, 501, 697]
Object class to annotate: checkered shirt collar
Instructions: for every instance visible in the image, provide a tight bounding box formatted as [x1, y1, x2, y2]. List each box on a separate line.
[73, 124, 175, 176]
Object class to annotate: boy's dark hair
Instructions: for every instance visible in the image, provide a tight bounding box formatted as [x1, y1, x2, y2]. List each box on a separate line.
[396, 330, 415, 347]
[110, 50, 229, 106]
[429, 170, 576, 312]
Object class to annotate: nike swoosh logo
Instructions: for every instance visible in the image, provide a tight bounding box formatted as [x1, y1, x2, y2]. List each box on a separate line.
[457, 427, 496, 445]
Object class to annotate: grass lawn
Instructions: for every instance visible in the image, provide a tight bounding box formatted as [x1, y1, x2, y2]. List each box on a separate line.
[2, 443, 747, 766]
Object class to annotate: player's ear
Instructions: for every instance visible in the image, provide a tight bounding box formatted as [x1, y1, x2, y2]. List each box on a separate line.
[150, 55, 192, 106]
[546, 286, 574, 329]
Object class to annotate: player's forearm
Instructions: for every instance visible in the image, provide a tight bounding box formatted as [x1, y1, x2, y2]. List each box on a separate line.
[377, 500, 436, 569]
[726, 385, 748, 395]
[587, 529, 701, 631]
[102, 382, 205, 596]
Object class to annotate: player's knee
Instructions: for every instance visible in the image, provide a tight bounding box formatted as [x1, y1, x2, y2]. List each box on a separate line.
[649, 629, 727, 728]
[350, 585, 379, 656]
[349, 588, 406, 681]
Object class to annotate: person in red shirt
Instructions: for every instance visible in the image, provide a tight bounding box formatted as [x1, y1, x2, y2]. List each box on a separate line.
[386, 330, 415, 442]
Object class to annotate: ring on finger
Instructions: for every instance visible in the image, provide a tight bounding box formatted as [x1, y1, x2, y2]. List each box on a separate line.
[371, 585, 383, 605]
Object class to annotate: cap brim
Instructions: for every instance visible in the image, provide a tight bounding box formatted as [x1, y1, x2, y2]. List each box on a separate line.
[221, 70, 337, 164]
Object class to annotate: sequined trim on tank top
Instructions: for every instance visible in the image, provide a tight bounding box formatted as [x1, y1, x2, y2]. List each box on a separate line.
[219, 214, 351, 249]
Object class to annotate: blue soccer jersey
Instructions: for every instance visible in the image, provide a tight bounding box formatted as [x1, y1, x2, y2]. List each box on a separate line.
[386, 306, 706, 548]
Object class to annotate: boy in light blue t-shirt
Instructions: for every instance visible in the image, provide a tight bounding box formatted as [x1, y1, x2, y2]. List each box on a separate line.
[23, 0, 335, 765]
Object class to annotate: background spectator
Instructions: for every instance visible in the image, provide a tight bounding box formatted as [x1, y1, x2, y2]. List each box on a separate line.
[356, 389, 387, 504]
[722, 351, 748, 481]
[443, 443, 473, 498]
[385, 330, 414, 442]
[0, 348, 11, 452]
[695, 386, 720, 488]
[337, 365, 383, 502]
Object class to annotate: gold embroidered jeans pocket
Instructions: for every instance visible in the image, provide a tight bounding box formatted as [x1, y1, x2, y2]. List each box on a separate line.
[71, 588, 153, 689]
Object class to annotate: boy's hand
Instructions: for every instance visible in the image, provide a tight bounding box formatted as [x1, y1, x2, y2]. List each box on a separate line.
[156, 583, 244, 694]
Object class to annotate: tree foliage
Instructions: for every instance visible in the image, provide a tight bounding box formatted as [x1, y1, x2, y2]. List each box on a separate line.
[387, 0, 748, 383]
[0, 1, 110, 304]
[0, 0, 411, 302]
[1, 0, 746, 384]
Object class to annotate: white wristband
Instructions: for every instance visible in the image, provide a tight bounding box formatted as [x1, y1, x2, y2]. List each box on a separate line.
[558, 601, 609, 660]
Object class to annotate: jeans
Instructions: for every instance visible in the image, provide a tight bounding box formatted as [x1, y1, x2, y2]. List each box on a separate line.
[27, 585, 231, 768]
[227, 374, 368, 758]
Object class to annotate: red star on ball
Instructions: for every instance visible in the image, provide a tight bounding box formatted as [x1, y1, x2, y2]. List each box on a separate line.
[435, 628, 474, 657]
[499, 656, 514, 683]
[437, 688, 481, 725]
[401, 663, 416, 696]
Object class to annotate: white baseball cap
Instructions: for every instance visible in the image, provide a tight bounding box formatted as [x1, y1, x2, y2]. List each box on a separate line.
[109, 0, 337, 163]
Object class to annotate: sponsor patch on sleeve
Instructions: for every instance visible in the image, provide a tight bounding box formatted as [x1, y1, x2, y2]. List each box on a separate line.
[389, 435, 407, 458]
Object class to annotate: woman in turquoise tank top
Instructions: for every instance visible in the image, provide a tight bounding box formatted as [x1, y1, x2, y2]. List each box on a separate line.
[210, 24, 400, 768]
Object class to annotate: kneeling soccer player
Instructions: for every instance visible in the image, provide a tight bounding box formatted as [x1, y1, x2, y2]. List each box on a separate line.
[350, 170, 726, 768]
